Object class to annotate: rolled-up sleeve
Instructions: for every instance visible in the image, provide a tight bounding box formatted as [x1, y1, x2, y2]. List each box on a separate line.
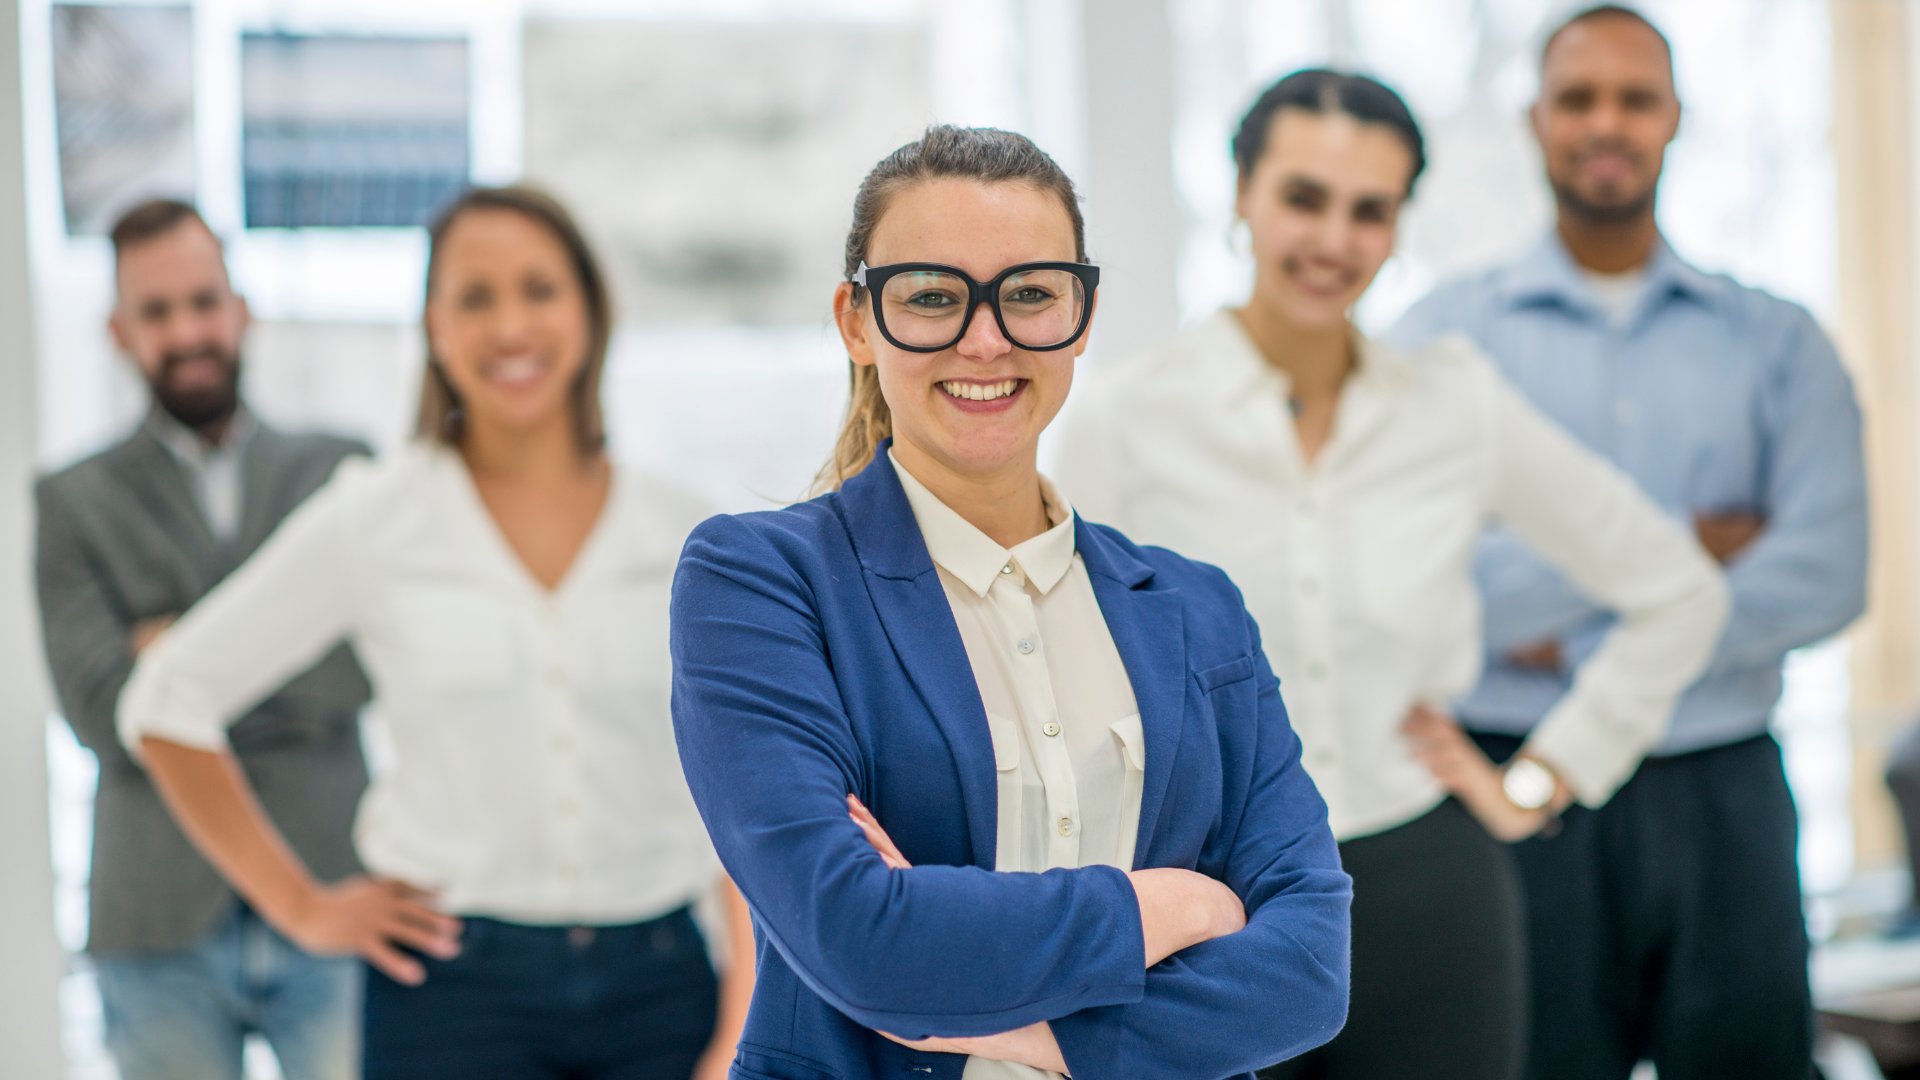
[117, 461, 368, 756]
[1697, 307, 1867, 674]
[1477, 359, 1730, 804]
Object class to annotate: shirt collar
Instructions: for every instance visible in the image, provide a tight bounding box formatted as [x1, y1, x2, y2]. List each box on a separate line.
[888, 448, 1077, 599]
[1493, 231, 1721, 317]
[144, 405, 255, 470]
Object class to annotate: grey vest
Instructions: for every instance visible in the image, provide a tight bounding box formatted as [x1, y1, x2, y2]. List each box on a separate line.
[34, 415, 372, 954]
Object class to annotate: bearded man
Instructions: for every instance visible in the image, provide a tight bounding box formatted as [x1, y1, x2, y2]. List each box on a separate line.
[34, 198, 372, 1080]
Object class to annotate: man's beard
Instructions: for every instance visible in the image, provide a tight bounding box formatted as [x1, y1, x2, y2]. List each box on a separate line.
[1552, 177, 1658, 225]
[1550, 145, 1659, 225]
[151, 345, 242, 431]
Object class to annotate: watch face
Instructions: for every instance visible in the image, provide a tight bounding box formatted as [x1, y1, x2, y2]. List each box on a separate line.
[1503, 759, 1555, 811]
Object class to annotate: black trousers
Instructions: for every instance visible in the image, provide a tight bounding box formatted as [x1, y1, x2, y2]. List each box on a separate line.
[363, 906, 719, 1080]
[1260, 798, 1527, 1080]
[1477, 732, 1814, 1080]
[1887, 721, 1920, 905]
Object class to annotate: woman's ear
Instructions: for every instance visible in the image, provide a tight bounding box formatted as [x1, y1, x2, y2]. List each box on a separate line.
[834, 281, 877, 368]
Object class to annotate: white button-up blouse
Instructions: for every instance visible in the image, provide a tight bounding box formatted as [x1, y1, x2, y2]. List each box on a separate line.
[119, 442, 719, 925]
[1053, 310, 1728, 840]
[890, 452, 1143, 1080]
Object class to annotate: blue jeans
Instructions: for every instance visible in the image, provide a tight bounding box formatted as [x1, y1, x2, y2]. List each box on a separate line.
[92, 903, 361, 1080]
[362, 906, 719, 1080]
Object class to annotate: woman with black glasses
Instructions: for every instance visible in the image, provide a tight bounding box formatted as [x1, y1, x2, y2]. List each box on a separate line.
[668, 125, 1351, 1079]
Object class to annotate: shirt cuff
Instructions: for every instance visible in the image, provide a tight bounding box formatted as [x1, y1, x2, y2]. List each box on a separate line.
[116, 639, 234, 761]
[1519, 695, 1661, 807]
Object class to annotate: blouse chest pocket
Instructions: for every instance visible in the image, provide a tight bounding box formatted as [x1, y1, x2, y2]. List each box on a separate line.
[380, 584, 521, 692]
[986, 711, 1025, 872]
[1109, 713, 1147, 869]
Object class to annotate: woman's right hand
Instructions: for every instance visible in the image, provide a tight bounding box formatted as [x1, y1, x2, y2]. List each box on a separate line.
[277, 876, 463, 986]
[1126, 867, 1246, 966]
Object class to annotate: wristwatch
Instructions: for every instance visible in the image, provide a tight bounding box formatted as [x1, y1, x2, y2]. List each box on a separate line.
[1501, 756, 1558, 812]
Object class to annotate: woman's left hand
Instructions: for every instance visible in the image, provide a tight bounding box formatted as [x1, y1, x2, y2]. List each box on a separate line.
[1400, 703, 1547, 842]
[848, 795, 911, 869]
[878, 1024, 1069, 1073]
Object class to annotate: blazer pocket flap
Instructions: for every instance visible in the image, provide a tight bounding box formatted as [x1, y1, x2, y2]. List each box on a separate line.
[1193, 654, 1258, 693]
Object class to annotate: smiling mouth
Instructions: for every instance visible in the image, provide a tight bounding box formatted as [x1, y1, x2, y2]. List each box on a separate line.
[1286, 258, 1355, 296]
[484, 355, 548, 388]
[939, 379, 1025, 402]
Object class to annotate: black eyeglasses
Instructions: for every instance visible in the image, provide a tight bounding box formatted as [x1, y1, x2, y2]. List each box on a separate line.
[851, 261, 1100, 353]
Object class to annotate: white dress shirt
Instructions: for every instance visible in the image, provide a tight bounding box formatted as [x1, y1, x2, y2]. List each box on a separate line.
[119, 442, 719, 925]
[148, 407, 255, 543]
[1053, 310, 1728, 840]
[890, 452, 1143, 1080]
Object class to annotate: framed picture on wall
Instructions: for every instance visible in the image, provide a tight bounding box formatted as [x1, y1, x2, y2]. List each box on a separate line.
[51, 4, 197, 236]
[240, 32, 470, 229]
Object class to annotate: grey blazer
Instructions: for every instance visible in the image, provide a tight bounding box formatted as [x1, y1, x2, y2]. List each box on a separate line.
[34, 412, 373, 954]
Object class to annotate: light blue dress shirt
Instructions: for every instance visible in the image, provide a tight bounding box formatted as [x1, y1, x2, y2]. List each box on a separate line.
[1391, 234, 1867, 755]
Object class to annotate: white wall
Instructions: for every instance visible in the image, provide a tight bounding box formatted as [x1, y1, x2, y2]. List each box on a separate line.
[2, 0, 71, 1073]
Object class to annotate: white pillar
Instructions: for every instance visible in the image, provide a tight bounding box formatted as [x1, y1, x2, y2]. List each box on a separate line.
[1078, 0, 1181, 357]
[0, 1, 69, 1075]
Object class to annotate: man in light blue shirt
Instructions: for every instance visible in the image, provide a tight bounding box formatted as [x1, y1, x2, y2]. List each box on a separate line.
[1393, 6, 1866, 1079]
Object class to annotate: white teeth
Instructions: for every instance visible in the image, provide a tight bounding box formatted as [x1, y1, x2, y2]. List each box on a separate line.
[940, 379, 1020, 402]
[490, 357, 544, 386]
[1295, 265, 1347, 290]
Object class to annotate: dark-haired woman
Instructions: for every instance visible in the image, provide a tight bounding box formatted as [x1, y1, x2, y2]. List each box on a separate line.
[1054, 70, 1728, 1080]
[118, 186, 753, 1080]
[669, 125, 1350, 1080]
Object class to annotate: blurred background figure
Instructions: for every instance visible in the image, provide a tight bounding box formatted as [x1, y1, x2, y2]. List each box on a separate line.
[1393, 6, 1868, 1078]
[116, 186, 753, 1080]
[33, 197, 371, 1080]
[1056, 66, 1726, 1080]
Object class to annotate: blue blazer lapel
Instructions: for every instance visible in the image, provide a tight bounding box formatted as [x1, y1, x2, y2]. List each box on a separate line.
[1077, 519, 1186, 868]
[837, 446, 1000, 869]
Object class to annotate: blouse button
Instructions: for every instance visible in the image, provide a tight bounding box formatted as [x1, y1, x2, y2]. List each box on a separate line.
[1056, 817, 1075, 837]
[1000, 563, 1015, 576]
[1042, 722, 1061, 738]
[1016, 638, 1036, 655]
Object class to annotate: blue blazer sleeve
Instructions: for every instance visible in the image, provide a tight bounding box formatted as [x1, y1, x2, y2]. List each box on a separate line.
[670, 513, 1149, 1037]
[1050, 601, 1351, 1077]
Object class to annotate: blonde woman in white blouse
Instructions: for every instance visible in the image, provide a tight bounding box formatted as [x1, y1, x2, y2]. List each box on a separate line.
[1053, 71, 1727, 1080]
[118, 187, 751, 1080]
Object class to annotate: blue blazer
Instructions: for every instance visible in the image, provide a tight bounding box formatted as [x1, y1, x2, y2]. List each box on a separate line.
[671, 447, 1349, 1080]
